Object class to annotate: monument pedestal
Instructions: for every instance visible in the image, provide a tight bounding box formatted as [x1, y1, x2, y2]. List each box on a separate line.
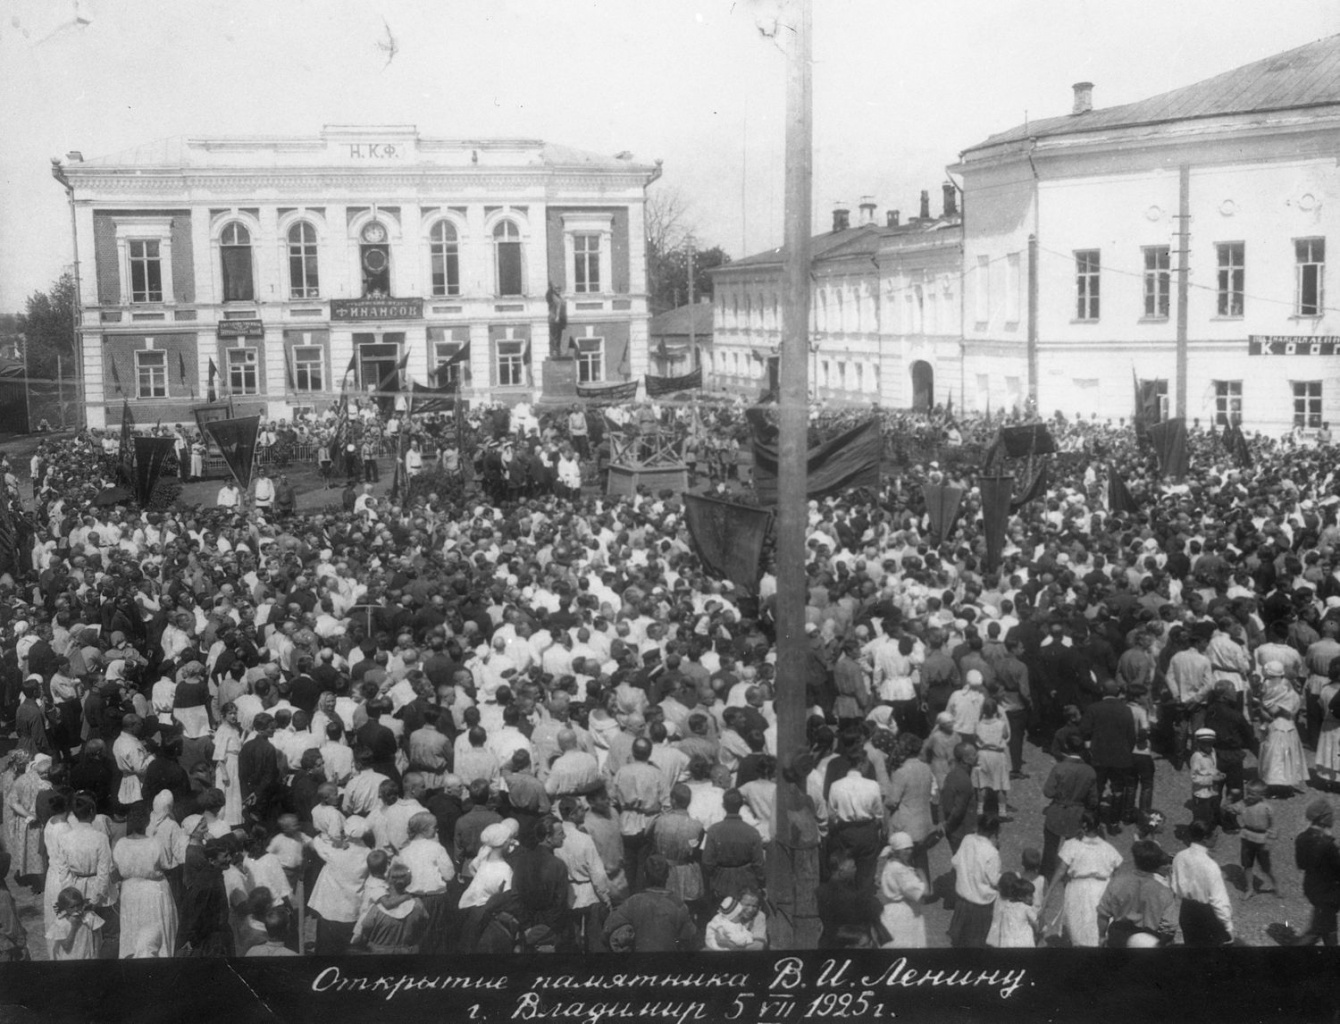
[537, 356, 578, 408]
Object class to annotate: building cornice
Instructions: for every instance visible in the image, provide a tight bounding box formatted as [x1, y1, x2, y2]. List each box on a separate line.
[64, 168, 655, 195]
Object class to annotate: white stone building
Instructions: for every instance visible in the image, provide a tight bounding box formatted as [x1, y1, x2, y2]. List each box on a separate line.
[954, 35, 1340, 434]
[56, 125, 659, 428]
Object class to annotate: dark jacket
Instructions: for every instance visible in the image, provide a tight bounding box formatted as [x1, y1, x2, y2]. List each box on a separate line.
[1081, 697, 1137, 768]
[1296, 827, 1340, 909]
[940, 764, 977, 848]
[1043, 757, 1098, 838]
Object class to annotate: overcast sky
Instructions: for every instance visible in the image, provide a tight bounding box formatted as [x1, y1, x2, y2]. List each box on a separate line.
[2, 0, 1338, 311]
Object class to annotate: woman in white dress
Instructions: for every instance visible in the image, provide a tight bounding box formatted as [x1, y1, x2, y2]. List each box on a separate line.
[213, 702, 245, 826]
[4, 753, 51, 883]
[1256, 662, 1307, 793]
[876, 832, 928, 948]
[1313, 665, 1340, 791]
[113, 804, 178, 957]
[41, 792, 73, 937]
[1054, 812, 1124, 947]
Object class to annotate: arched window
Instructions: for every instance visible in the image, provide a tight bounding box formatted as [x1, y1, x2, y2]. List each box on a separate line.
[493, 220, 523, 296]
[220, 222, 254, 302]
[288, 222, 319, 299]
[430, 221, 460, 297]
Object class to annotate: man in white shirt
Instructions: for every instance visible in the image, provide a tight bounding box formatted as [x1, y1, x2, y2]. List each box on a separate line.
[1170, 821, 1234, 945]
[253, 469, 276, 510]
[949, 813, 1002, 948]
[827, 759, 884, 892]
[217, 481, 241, 509]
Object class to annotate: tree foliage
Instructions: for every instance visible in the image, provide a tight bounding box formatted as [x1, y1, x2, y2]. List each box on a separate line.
[19, 272, 76, 381]
[644, 187, 731, 314]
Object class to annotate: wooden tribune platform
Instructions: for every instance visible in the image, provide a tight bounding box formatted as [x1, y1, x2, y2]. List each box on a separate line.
[605, 428, 688, 496]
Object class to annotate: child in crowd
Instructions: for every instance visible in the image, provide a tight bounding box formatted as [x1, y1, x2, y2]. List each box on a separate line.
[986, 872, 1038, 948]
[45, 888, 103, 961]
[312, 783, 346, 843]
[1230, 782, 1279, 898]
[1020, 847, 1045, 915]
[357, 849, 391, 922]
[1050, 706, 1085, 762]
[1189, 729, 1224, 830]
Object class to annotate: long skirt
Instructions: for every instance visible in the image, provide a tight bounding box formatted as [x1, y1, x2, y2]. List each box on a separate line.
[7, 816, 43, 878]
[1315, 719, 1340, 785]
[1062, 876, 1109, 947]
[119, 877, 178, 958]
[947, 898, 994, 948]
[880, 900, 927, 948]
[1180, 898, 1230, 946]
[1260, 720, 1308, 790]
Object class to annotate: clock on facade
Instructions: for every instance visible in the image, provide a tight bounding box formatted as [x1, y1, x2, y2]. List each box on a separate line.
[362, 222, 388, 244]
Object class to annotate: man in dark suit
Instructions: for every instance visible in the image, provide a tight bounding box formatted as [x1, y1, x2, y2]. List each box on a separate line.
[1081, 680, 1137, 833]
[1294, 800, 1340, 946]
[356, 698, 400, 785]
[238, 712, 284, 828]
[1041, 732, 1098, 879]
[940, 743, 979, 854]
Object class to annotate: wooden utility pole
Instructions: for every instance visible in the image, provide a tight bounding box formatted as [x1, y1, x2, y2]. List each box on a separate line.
[767, 0, 820, 950]
[687, 237, 696, 366]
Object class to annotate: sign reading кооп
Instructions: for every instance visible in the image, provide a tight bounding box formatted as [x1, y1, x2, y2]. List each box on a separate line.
[1249, 335, 1340, 356]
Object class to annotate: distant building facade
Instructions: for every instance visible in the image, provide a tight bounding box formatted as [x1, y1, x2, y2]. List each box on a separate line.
[709, 190, 962, 407]
[954, 36, 1340, 434]
[648, 302, 712, 377]
[59, 125, 658, 428]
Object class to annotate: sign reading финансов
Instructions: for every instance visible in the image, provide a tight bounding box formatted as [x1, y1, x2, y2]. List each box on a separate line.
[330, 298, 424, 321]
[1249, 335, 1340, 355]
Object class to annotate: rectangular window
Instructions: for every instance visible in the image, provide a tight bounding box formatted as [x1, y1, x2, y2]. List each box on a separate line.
[1142, 246, 1170, 318]
[135, 349, 166, 398]
[576, 337, 604, 383]
[1005, 252, 1021, 323]
[227, 348, 259, 395]
[435, 342, 465, 386]
[496, 340, 527, 387]
[1295, 381, 1322, 428]
[573, 234, 601, 293]
[1075, 250, 1100, 320]
[292, 346, 323, 392]
[1296, 237, 1325, 316]
[1216, 242, 1244, 317]
[128, 240, 163, 303]
[496, 242, 523, 297]
[974, 255, 990, 323]
[1214, 380, 1242, 426]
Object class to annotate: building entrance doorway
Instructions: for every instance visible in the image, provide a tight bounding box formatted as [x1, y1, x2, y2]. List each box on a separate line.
[356, 336, 404, 414]
[910, 360, 934, 412]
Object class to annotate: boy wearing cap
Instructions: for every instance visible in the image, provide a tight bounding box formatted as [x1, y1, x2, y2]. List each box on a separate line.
[1190, 728, 1224, 830]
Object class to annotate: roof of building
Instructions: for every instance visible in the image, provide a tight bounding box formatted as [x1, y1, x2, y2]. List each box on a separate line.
[720, 218, 958, 273]
[649, 303, 713, 337]
[964, 34, 1340, 154]
[74, 129, 651, 172]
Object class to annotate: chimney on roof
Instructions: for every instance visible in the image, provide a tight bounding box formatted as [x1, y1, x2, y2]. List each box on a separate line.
[918, 190, 930, 221]
[887, 210, 900, 228]
[1072, 81, 1094, 115]
[942, 183, 958, 218]
[858, 196, 877, 226]
[832, 204, 850, 232]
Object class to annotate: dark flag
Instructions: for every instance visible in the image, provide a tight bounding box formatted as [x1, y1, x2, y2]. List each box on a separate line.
[408, 379, 459, 416]
[979, 475, 1015, 572]
[434, 344, 470, 379]
[284, 350, 297, 392]
[999, 423, 1057, 457]
[922, 483, 965, 546]
[682, 493, 774, 595]
[207, 358, 219, 403]
[178, 351, 189, 390]
[117, 399, 135, 484]
[132, 436, 177, 505]
[205, 415, 261, 490]
[109, 358, 123, 395]
[645, 367, 703, 398]
[575, 380, 637, 404]
[1222, 422, 1253, 468]
[1148, 417, 1189, 481]
[0, 502, 16, 579]
[1009, 461, 1050, 513]
[751, 418, 881, 505]
[1133, 373, 1164, 440]
[376, 352, 411, 396]
[1109, 470, 1139, 514]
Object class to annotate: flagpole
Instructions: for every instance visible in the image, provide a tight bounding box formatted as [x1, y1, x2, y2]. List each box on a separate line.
[770, 0, 819, 951]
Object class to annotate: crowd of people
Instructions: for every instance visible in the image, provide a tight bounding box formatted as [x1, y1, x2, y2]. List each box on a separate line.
[0, 392, 1338, 963]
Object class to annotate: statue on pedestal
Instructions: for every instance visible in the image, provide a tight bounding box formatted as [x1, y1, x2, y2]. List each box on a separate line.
[546, 283, 568, 358]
